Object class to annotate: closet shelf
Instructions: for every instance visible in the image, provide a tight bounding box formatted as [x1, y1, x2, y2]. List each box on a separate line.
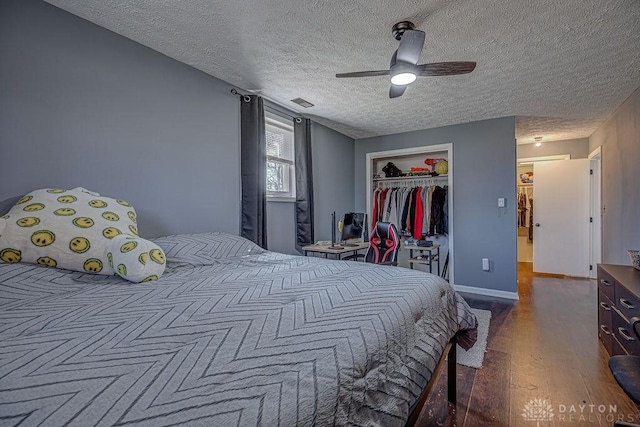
[373, 174, 448, 182]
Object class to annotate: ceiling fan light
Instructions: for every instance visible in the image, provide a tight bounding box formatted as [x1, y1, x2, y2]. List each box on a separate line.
[391, 72, 417, 85]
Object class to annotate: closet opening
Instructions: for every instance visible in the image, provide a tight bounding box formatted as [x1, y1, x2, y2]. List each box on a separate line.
[516, 149, 601, 282]
[516, 155, 570, 268]
[366, 144, 453, 282]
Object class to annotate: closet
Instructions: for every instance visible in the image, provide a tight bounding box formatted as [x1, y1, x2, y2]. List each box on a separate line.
[366, 144, 453, 280]
[517, 163, 534, 263]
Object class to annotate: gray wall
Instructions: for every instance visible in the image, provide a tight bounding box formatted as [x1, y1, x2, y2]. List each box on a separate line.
[589, 87, 640, 264]
[355, 117, 517, 293]
[312, 122, 355, 243]
[517, 138, 590, 159]
[0, 0, 356, 250]
[0, 0, 240, 238]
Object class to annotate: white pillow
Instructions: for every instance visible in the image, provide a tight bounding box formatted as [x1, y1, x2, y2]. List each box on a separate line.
[0, 187, 165, 282]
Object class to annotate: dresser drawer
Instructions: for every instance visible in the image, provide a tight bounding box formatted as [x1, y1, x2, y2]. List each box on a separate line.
[611, 335, 629, 356]
[615, 283, 640, 321]
[613, 310, 640, 355]
[598, 291, 613, 353]
[597, 267, 615, 301]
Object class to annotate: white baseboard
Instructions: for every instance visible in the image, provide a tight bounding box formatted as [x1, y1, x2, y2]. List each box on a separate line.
[453, 284, 519, 300]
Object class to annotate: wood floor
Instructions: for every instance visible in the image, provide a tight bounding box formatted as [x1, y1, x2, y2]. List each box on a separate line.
[416, 262, 640, 426]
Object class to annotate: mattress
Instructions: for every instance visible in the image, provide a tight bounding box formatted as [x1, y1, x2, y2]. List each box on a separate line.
[0, 232, 477, 426]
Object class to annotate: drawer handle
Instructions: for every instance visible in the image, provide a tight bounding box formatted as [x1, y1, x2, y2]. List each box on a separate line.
[600, 302, 611, 311]
[601, 279, 611, 286]
[620, 298, 635, 310]
[618, 327, 636, 342]
[600, 325, 611, 335]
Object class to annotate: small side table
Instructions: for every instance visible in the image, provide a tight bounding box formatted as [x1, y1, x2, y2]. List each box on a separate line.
[401, 242, 441, 275]
[302, 241, 369, 260]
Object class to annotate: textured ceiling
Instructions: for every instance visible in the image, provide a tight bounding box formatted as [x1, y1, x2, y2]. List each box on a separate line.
[45, 0, 640, 142]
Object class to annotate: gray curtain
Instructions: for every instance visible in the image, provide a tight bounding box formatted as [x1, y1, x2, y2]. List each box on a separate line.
[294, 118, 314, 252]
[240, 95, 268, 249]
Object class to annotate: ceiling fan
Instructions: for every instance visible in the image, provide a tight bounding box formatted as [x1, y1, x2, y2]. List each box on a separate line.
[336, 21, 476, 98]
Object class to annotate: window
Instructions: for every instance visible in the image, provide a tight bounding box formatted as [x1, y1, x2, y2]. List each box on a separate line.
[265, 111, 295, 199]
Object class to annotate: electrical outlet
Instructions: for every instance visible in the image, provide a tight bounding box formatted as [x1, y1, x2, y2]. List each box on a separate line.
[498, 198, 505, 208]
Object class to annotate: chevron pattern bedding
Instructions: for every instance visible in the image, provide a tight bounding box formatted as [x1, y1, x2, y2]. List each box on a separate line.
[0, 232, 477, 426]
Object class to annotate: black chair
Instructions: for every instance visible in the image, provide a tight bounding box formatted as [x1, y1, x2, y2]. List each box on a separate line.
[609, 316, 640, 427]
[365, 222, 399, 266]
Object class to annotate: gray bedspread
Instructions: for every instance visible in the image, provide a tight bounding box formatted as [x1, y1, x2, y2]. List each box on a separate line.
[0, 232, 477, 426]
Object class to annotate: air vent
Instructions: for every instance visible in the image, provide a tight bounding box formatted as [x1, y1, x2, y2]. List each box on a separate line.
[290, 97, 314, 108]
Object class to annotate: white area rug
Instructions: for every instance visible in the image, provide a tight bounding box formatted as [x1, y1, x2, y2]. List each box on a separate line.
[457, 308, 491, 369]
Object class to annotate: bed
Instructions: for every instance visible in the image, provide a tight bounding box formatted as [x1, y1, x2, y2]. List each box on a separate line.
[0, 232, 477, 426]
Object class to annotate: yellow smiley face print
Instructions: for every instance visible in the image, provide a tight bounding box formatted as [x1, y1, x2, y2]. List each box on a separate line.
[57, 195, 77, 203]
[72, 217, 95, 228]
[54, 208, 76, 216]
[116, 264, 127, 276]
[69, 237, 91, 254]
[16, 195, 33, 205]
[31, 230, 55, 247]
[102, 212, 119, 221]
[120, 241, 138, 253]
[37, 256, 57, 268]
[23, 203, 45, 212]
[83, 258, 103, 273]
[128, 225, 138, 236]
[1, 214, 9, 220]
[88, 199, 108, 208]
[141, 275, 158, 282]
[107, 252, 113, 267]
[16, 217, 40, 227]
[102, 227, 122, 239]
[0, 248, 21, 263]
[116, 199, 131, 207]
[127, 211, 137, 223]
[46, 189, 66, 194]
[138, 252, 148, 265]
[149, 249, 165, 265]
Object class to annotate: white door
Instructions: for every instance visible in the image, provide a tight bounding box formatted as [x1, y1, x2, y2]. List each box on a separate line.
[533, 159, 591, 277]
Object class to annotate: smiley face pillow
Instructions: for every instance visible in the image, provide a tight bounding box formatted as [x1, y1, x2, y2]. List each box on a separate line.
[0, 187, 165, 282]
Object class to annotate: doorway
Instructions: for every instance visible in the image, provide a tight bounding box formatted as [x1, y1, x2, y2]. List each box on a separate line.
[516, 155, 570, 265]
[515, 151, 602, 279]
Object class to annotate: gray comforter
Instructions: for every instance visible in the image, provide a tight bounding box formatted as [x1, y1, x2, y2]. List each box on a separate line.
[0, 232, 477, 426]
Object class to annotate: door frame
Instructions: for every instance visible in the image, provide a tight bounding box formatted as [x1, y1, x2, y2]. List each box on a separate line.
[366, 143, 454, 283]
[589, 146, 602, 278]
[516, 155, 571, 265]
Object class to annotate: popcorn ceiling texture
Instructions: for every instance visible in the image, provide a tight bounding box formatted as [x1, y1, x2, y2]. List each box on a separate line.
[45, 0, 640, 142]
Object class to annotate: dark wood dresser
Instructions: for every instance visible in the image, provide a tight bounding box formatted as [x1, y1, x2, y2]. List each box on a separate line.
[598, 264, 640, 356]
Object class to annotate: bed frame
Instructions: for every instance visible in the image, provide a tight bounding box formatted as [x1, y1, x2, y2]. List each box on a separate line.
[405, 335, 457, 426]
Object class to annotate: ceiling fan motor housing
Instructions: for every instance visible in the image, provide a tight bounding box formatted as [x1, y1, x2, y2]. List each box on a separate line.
[392, 21, 416, 40]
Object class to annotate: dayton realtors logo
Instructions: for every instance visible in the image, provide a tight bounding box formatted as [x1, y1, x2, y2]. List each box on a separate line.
[522, 398, 636, 424]
[522, 399, 554, 426]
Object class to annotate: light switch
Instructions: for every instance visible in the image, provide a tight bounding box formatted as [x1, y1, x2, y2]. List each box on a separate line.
[482, 258, 490, 271]
[498, 198, 505, 208]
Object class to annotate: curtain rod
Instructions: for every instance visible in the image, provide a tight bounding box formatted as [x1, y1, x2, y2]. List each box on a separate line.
[230, 88, 304, 123]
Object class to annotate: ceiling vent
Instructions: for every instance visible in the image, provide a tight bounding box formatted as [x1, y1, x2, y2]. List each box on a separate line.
[291, 97, 314, 108]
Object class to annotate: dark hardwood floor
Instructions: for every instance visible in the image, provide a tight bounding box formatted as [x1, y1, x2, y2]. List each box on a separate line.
[416, 262, 640, 426]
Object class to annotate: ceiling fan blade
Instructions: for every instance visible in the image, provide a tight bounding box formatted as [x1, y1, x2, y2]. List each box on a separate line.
[336, 70, 390, 78]
[417, 61, 477, 76]
[389, 85, 406, 99]
[396, 30, 425, 64]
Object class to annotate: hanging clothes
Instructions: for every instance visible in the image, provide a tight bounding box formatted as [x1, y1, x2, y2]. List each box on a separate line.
[442, 185, 449, 236]
[429, 186, 447, 235]
[528, 195, 534, 241]
[372, 181, 448, 238]
[413, 187, 424, 239]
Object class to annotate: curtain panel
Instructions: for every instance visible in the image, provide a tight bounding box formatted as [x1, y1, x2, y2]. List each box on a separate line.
[240, 95, 268, 249]
[294, 118, 314, 252]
